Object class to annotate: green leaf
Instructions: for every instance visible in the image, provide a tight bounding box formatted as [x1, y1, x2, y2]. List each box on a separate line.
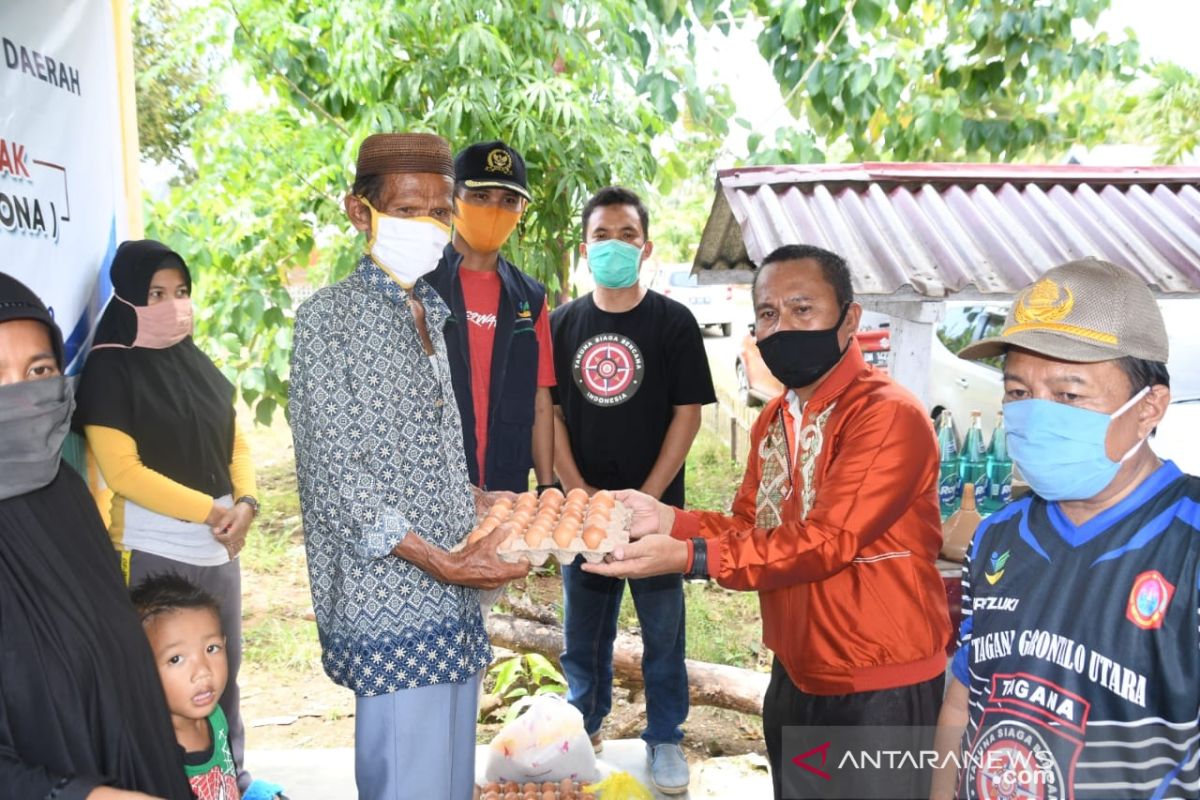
[849, 63, 872, 96]
[254, 397, 277, 426]
[781, 2, 805, 39]
[852, 0, 884, 30]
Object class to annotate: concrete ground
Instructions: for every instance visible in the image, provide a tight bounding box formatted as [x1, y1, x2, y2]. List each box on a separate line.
[247, 739, 772, 799]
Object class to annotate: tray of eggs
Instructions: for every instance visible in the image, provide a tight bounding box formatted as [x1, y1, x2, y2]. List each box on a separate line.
[474, 778, 589, 800]
[464, 487, 628, 566]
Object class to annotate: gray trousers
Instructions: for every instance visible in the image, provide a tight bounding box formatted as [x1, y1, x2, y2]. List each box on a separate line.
[354, 669, 483, 800]
[129, 550, 248, 790]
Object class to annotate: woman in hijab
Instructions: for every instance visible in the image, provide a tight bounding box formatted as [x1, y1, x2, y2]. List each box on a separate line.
[75, 240, 258, 793]
[0, 272, 192, 799]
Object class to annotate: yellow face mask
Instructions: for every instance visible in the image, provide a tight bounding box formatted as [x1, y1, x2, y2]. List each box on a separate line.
[453, 200, 522, 254]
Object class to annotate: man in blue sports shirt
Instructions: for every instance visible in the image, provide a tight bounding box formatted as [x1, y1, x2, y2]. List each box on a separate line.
[931, 258, 1200, 800]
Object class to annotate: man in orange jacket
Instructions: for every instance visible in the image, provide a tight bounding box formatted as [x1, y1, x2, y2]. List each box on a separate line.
[584, 243, 951, 799]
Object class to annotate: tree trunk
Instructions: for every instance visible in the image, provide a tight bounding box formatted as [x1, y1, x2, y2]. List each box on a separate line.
[486, 613, 768, 717]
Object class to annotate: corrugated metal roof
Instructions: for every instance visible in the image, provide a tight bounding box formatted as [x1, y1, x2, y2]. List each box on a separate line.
[694, 163, 1200, 297]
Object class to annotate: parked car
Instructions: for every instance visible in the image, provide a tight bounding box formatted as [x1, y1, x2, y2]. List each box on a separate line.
[651, 264, 736, 336]
[929, 305, 1007, 431]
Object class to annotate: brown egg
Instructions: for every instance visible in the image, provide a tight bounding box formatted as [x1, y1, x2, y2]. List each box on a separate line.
[524, 527, 548, 547]
[491, 497, 513, 514]
[510, 510, 532, 529]
[584, 507, 609, 524]
[582, 525, 606, 549]
[560, 506, 584, 523]
[592, 489, 614, 506]
[515, 492, 538, 508]
[484, 783, 499, 793]
[566, 487, 589, 505]
[482, 792, 499, 800]
[504, 782, 519, 794]
[552, 521, 575, 548]
[503, 793, 519, 800]
[541, 486, 564, 503]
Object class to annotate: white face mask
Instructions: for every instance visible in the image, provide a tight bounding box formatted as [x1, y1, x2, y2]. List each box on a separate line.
[360, 198, 450, 288]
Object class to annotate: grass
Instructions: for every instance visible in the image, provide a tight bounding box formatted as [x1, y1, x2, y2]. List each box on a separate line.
[240, 459, 303, 574]
[684, 425, 742, 514]
[242, 614, 322, 672]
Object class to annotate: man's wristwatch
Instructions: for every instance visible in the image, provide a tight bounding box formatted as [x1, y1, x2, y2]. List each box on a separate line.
[235, 495, 259, 515]
[684, 537, 708, 581]
[536, 482, 563, 496]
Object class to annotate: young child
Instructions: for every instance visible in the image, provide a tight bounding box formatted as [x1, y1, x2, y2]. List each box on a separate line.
[132, 573, 241, 800]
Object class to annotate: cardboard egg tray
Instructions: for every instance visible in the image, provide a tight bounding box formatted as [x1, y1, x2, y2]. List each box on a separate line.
[464, 488, 630, 566]
[475, 779, 590, 800]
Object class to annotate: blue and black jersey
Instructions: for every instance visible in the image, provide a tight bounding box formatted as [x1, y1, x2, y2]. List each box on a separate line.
[952, 461, 1200, 800]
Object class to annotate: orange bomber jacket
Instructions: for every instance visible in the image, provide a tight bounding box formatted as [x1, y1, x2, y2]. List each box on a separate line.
[672, 342, 951, 695]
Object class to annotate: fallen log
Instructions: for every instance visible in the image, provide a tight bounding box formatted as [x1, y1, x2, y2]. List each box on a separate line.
[486, 612, 768, 717]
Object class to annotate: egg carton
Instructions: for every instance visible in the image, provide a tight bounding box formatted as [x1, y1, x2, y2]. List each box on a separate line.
[496, 500, 631, 566]
[475, 778, 590, 800]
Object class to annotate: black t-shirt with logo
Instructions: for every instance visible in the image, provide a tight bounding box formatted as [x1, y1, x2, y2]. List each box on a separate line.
[550, 291, 716, 507]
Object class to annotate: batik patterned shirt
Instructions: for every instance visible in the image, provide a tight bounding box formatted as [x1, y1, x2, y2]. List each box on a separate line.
[289, 256, 490, 696]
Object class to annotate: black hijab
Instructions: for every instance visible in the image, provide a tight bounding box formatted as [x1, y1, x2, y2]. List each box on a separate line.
[0, 272, 65, 367]
[0, 276, 192, 798]
[75, 240, 237, 498]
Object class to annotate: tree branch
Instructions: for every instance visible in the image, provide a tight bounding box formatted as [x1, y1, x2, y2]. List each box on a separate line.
[778, 0, 858, 111]
[227, 1, 351, 137]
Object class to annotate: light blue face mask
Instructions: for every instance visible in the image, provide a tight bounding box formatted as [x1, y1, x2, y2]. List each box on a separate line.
[587, 239, 643, 288]
[1004, 387, 1149, 502]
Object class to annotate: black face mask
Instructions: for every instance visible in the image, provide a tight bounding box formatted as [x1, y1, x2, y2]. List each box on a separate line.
[756, 304, 850, 389]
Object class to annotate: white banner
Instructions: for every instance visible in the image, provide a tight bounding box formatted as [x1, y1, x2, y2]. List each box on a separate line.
[1, 0, 128, 372]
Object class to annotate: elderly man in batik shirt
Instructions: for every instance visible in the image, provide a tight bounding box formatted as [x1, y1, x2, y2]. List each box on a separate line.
[289, 132, 528, 800]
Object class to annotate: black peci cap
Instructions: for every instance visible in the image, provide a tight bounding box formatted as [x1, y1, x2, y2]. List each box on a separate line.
[454, 140, 532, 201]
[0, 272, 65, 368]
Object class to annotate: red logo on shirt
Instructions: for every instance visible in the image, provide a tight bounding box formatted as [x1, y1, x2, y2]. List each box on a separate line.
[189, 765, 238, 799]
[1126, 570, 1174, 630]
[572, 334, 644, 406]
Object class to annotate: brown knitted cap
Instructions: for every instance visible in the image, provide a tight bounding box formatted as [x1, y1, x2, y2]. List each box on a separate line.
[355, 133, 454, 180]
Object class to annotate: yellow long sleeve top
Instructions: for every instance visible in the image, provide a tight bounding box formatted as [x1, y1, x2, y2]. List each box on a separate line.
[84, 423, 257, 525]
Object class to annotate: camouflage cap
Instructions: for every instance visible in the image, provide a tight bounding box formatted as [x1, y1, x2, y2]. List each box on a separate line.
[958, 258, 1168, 363]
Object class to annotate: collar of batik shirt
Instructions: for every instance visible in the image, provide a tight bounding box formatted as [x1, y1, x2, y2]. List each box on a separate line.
[355, 255, 450, 328]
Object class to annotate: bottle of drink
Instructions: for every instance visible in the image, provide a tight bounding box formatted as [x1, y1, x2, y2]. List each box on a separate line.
[981, 410, 1012, 514]
[937, 409, 961, 520]
[959, 411, 987, 511]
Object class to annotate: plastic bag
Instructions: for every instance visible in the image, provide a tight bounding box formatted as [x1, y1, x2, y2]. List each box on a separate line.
[484, 694, 599, 784]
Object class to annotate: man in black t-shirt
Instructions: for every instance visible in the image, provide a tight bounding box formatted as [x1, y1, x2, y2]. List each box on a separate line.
[550, 186, 716, 796]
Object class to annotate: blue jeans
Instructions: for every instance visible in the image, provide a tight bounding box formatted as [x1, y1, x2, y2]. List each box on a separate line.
[560, 559, 688, 745]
